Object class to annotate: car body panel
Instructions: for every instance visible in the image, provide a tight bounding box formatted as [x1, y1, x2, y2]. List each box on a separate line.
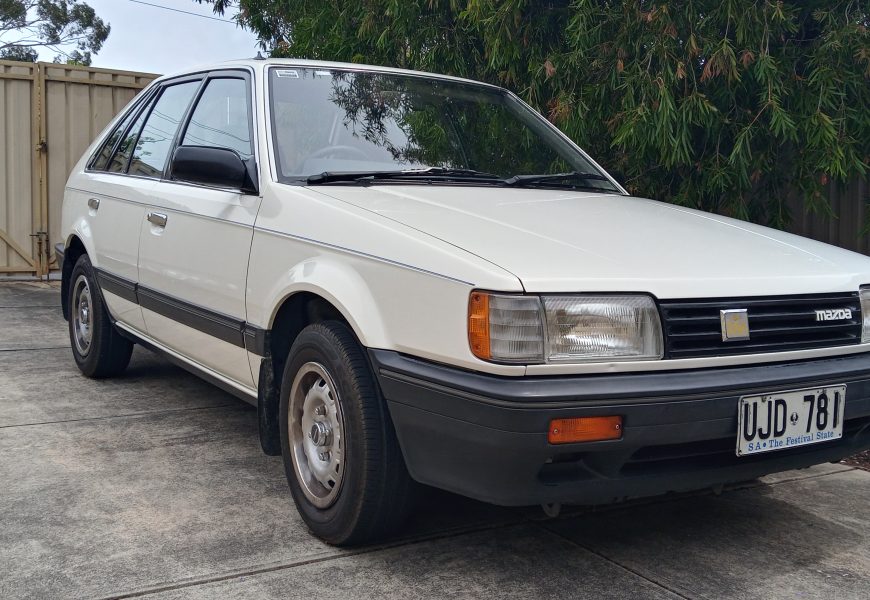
[248, 185, 525, 375]
[138, 180, 261, 388]
[311, 184, 870, 298]
[63, 173, 156, 332]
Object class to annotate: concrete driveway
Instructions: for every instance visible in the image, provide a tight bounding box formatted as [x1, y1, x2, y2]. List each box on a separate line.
[1, 281, 868, 600]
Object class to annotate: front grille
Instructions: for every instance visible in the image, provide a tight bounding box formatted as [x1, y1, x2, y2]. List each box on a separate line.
[660, 292, 862, 359]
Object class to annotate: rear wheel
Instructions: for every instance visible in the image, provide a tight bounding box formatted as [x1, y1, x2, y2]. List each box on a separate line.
[68, 255, 133, 378]
[280, 321, 413, 545]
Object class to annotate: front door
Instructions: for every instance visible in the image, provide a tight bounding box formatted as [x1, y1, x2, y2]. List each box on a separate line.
[137, 72, 259, 389]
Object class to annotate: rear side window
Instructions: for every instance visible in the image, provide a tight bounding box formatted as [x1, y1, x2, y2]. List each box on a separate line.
[182, 78, 253, 158]
[128, 81, 200, 178]
[90, 95, 149, 171]
[107, 95, 156, 173]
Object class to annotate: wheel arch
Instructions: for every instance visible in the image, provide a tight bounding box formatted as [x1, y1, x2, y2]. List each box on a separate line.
[262, 258, 390, 363]
[60, 234, 88, 321]
[255, 264, 389, 456]
[268, 289, 361, 375]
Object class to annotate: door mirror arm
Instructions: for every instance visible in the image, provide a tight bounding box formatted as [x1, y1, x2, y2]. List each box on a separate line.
[241, 156, 259, 195]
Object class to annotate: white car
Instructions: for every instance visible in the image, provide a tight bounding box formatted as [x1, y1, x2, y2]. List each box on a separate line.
[57, 58, 870, 545]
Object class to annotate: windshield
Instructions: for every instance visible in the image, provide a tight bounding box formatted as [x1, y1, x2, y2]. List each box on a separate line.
[267, 67, 618, 191]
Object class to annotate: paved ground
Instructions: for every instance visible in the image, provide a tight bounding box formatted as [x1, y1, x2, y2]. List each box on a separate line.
[1, 281, 868, 600]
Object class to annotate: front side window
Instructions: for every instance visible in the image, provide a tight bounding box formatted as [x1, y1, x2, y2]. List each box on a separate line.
[128, 81, 201, 178]
[181, 77, 253, 158]
[268, 67, 617, 191]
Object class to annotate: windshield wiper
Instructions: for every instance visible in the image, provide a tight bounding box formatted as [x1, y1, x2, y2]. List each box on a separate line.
[503, 171, 614, 187]
[306, 167, 501, 185]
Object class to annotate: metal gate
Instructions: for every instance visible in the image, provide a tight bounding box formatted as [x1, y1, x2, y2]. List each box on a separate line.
[0, 60, 157, 277]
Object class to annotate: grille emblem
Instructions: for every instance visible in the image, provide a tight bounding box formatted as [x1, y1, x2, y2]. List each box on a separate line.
[815, 309, 852, 321]
[720, 309, 750, 342]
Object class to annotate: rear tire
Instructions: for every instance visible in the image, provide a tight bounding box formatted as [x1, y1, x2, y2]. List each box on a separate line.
[67, 255, 133, 378]
[279, 321, 413, 545]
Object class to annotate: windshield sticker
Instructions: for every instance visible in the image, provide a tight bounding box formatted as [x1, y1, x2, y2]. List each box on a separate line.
[275, 69, 299, 78]
[314, 70, 332, 78]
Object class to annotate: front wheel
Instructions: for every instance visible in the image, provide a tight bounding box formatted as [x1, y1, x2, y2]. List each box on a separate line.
[279, 321, 413, 545]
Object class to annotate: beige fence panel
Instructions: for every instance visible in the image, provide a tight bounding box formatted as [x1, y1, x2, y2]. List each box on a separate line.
[0, 61, 37, 273]
[0, 60, 157, 276]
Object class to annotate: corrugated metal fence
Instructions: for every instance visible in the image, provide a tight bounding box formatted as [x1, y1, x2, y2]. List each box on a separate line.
[0, 61, 157, 276]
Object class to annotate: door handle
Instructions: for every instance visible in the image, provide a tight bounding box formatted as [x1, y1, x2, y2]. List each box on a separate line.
[147, 212, 168, 228]
[87, 198, 100, 210]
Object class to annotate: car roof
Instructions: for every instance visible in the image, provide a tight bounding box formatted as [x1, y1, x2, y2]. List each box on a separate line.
[153, 57, 505, 91]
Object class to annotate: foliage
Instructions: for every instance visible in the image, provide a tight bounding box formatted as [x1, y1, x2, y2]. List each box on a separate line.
[200, 0, 869, 228]
[0, 0, 109, 65]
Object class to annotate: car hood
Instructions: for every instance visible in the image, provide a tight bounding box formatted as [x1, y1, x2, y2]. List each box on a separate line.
[310, 185, 870, 297]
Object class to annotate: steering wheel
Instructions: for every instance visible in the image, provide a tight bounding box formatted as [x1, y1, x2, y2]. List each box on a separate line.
[307, 145, 370, 161]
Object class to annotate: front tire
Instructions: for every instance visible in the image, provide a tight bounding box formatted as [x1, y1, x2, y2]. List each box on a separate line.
[67, 255, 133, 378]
[279, 321, 413, 545]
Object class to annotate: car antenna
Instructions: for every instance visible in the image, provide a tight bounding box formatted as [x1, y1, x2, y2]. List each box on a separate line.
[254, 51, 266, 60]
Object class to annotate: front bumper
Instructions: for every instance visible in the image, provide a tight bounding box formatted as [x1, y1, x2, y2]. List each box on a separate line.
[370, 350, 870, 506]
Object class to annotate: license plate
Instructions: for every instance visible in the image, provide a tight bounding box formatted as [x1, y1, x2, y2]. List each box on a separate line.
[736, 385, 846, 456]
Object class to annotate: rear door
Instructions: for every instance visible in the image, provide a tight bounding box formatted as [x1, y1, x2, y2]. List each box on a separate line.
[75, 88, 160, 331]
[137, 70, 260, 390]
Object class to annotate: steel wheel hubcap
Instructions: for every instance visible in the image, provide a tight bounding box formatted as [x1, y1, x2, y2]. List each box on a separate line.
[289, 362, 345, 508]
[72, 274, 93, 356]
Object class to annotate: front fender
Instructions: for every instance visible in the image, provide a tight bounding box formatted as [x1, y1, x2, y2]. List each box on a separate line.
[261, 256, 388, 348]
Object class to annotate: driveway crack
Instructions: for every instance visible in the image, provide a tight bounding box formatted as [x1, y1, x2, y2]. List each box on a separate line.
[0, 403, 241, 429]
[94, 518, 530, 599]
[536, 523, 696, 600]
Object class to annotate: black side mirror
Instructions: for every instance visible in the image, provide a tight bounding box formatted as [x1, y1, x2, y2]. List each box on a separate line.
[170, 146, 259, 195]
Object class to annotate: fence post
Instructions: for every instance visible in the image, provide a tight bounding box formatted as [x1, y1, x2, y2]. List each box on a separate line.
[35, 63, 50, 278]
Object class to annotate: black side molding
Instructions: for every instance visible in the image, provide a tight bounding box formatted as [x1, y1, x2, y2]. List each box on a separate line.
[244, 323, 270, 357]
[137, 285, 246, 347]
[93, 267, 270, 356]
[96, 270, 138, 303]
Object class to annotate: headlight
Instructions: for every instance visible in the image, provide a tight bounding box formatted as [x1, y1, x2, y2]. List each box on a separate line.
[468, 292, 663, 364]
[860, 287, 870, 343]
[542, 295, 663, 361]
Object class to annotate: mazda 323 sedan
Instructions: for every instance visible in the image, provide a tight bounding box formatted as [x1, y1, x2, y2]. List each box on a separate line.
[57, 59, 870, 545]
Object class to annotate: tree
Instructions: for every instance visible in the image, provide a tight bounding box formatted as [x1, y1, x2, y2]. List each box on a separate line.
[199, 0, 869, 230]
[1, 0, 110, 66]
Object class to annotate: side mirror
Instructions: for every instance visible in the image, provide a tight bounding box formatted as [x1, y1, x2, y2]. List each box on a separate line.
[170, 146, 259, 195]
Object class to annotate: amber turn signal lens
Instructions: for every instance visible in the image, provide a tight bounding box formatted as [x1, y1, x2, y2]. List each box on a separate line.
[468, 291, 491, 360]
[548, 416, 623, 444]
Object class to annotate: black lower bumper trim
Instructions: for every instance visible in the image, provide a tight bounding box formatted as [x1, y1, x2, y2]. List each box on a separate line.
[370, 350, 870, 506]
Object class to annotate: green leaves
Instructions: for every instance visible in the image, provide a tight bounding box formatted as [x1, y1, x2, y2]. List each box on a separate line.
[1, 0, 110, 64]
[204, 0, 869, 231]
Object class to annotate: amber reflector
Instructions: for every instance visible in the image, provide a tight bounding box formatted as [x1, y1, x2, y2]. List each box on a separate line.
[468, 291, 491, 360]
[548, 416, 623, 444]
